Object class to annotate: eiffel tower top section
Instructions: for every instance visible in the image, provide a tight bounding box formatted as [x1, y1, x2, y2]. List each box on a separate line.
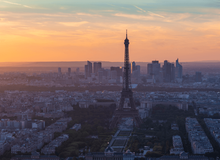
[123, 30, 131, 91]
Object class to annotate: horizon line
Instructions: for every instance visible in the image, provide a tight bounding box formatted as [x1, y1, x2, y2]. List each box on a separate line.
[0, 60, 220, 63]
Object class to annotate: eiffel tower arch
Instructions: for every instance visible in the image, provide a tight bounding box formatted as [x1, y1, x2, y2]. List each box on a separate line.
[110, 31, 142, 129]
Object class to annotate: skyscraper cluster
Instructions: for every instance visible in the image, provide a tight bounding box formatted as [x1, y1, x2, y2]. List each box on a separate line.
[147, 59, 183, 83]
[84, 62, 125, 83]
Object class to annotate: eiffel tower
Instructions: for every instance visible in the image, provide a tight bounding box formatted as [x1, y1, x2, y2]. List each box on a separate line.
[110, 31, 142, 129]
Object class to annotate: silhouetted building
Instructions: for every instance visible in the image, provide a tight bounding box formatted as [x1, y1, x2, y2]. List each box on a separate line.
[68, 68, 71, 76]
[98, 70, 103, 83]
[58, 67, 61, 75]
[131, 61, 140, 83]
[110, 67, 122, 83]
[175, 59, 183, 79]
[94, 62, 102, 75]
[76, 68, 80, 75]
[163, 60, 175, 82]
[85, 65, 88, 78]
[85, 61, 92, 78]
[147, 61, 161, 82]
[11, 152, 59, 160]
[131, 61, 136, 73]
[195, 72, 202, 82]
[159, 152, 209, 160]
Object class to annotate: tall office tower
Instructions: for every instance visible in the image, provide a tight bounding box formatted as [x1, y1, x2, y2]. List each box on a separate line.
[147, 61, 161, 82]
[147, 63, 153, 75]
[84, 65, 88, 78]
[110, 67, 123, 82]
[87, 61, 92, 76]
[98, 69, 103, 83]
[171, 63, 175, 81]
[163, 60, 175, 82]
[136, 65, 140, 76]
[110, 31, 142, 129]
[195, 72, 202, 82]
[152, 61, 160, 75]
[68, 68, 71, 76]
[94, 62, 102, 75]
[58, 67, 62, 74]
[175, 59, 183, 78]
[85, 61, 92, 78]
[131, 61, 141, 80]
[76, 68, 79, 73]
[131, 61, 136, 73]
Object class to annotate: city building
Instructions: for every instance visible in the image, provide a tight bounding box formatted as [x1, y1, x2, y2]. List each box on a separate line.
[147, 61, 161, 83]
[131, 62, 136, 73]
[131, 62, 140, 83]
[175, 59, 182, 79]
[68, 68, 71, 76]
[94, 62, 102, 75]
[85, 61, 92, 78]
[170, 135, 184, 155]
[163, 60, 175, 83]
[58, 68, 62, 75]
[159, 152, 209, 160]
[204, 118, 220, 145]
[11, 152, 59, 160]
[110, 67, 122, 83]
[185, 117, 213, 154]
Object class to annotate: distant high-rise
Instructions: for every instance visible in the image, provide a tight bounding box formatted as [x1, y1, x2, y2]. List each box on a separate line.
[85, 61, 92, 77]
[68, 68, 71, 76]
[94, 62, 102, 75]
[163, 60, 175, 82]
[175, 59, 183, 79]
[76, 68, 80, 73]
[147, 61, 161, 82]
[131, 61, 136, 73]
[87, 61, 92, 75]
[148, 61, 160, 76]
[110, 67, 122, 83]
[58, 67, 62, 74]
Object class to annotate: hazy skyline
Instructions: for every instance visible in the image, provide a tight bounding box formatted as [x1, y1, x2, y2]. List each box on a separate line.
[1, 0, 220, 62]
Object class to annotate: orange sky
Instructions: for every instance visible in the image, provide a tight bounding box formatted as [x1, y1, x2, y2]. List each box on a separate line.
[1, 0, 220, 62]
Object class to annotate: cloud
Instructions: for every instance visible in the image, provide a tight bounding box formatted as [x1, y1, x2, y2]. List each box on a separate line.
[58, 21, 88, 27]
[134, 5, 164, 18]
[76, 13, 102, 17]
[2, 0, 32, 8]
[114, 13, 154, 20]
[134, 5, 146, 13]
[148, 11, 164, 18]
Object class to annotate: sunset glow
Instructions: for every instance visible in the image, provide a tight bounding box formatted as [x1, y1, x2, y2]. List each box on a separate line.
[1, 0, 220, 62]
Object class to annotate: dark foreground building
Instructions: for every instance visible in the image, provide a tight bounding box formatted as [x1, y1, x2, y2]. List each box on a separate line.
[159, 152, 209, 160]
[11, 152, 59, 160]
